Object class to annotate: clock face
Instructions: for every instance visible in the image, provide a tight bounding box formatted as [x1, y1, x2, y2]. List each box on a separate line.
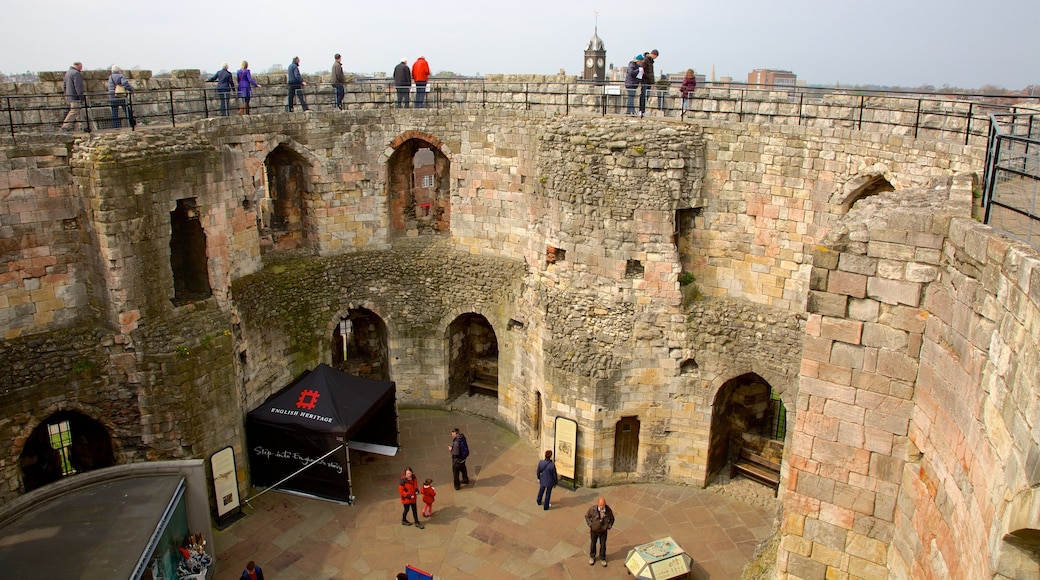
[597, 58, 604, 67]
[586, 58, 594, 68]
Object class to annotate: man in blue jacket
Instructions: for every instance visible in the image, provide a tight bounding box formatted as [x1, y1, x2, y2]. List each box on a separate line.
[207, 63, 236, 117]
[536, 450, 558, 510]
[287, 56, 309, 112]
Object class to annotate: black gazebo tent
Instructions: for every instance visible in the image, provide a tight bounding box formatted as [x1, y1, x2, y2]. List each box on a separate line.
[246, 364, 398, 503]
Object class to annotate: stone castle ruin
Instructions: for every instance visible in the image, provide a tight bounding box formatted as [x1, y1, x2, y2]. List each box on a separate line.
[1, 76, 1039, 579]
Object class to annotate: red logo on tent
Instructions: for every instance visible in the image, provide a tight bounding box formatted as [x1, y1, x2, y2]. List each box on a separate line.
[296, 389, 320, 410]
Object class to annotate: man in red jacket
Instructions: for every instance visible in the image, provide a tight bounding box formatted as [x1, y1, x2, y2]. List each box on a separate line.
[412, 56, 431, 108]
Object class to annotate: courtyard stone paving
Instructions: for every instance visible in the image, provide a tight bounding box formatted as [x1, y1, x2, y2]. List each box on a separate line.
[214, 408, 774, 579]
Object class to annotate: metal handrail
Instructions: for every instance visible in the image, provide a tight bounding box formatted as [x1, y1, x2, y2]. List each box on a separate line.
[982, 113, 1040, 248]
[1, 81, 1036, 145]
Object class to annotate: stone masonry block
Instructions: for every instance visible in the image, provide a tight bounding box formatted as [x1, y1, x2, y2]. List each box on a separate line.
[905, 262, 940, 283]
[839, 253, 878, 276]
[828, 270, 867, 298]
[804, 515, 850, 550]
[801, 377, 857, 405]
[808, 291, 848, 317]
[875, 349, 919, 382]
[813, 438, 870, 475]
[848, 298, 880, 322]
[814, 246, 840, 270]
[845, 533, 888, 565]
[867, 240, 916, 261]
[821, 317, 863, 344]
[861, 323, 908, 351]
[830, 342, 865, 370]
[867, 277, 922, 307]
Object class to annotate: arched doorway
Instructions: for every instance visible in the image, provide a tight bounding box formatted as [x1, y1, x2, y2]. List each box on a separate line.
[332, 308, 390, 381]
[613, 416, 640, 473]
[169, 197, 212, 306]
[447, 313, 498, 400]
[844, 174, 895, 212]
[706, 373, 785, 483]
[388, 139, 451, 238]
[261, 144, 310, 252]
[19, 411, 116, 492]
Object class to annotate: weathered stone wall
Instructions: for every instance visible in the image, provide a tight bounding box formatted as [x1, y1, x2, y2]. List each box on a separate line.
[777, 174, 1040, 579]
[0, 138, 86, 338]
[693, 120, 985, 314]
[6, 105, 1035, 580]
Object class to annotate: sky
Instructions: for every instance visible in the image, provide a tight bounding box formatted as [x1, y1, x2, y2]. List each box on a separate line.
[3, 0, 1039, 89]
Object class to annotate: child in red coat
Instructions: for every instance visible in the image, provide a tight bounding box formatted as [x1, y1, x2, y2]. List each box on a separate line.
[421, 478, 437, 517]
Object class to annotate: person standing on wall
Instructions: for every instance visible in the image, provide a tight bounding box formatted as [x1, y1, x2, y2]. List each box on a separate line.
[680, 68, 697, 115]
[393, 58, 411, 108]
[412, 55, 430, 108]
[585, 497, 615, 567]
[107, 66, 134, 129]
[60, 61, 86, 132]
[236, 61, 260, 115]
[448, 427, 470, 490]
[624, 54, 643, 116]
[286, 56, 308, 112]
[536, 450, 558, 510]
[332, 53, 346, 110]
[639, 49, 659, 117]
[398, 467, 425, 529]
[656, 73, 669, 114]
[206, 63, 236, 117]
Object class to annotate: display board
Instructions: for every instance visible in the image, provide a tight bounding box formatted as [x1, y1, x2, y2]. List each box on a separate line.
[553, 416, 578, 488]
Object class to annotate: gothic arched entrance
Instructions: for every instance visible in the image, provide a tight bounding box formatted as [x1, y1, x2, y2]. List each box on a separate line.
[332, 308, 390, 381]
[19, 411, 116, 492]
[447, 313, 498, 400]
[388, 138, 451, 238]
[706, 373, 785, 483]
[261, 144, 311, 252]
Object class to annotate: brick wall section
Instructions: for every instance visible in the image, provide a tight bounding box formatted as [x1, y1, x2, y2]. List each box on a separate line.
[0, 137, 87, 339]
[692, 121, 983, 316]
[778, 173, 1040, 578]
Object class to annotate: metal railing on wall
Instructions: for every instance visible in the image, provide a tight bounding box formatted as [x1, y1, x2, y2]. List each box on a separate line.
[982, 113, 1040, 249]
[2, 81, 1036, 147]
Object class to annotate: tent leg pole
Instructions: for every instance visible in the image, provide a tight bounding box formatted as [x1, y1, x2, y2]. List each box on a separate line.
[345, 446, 355, 505]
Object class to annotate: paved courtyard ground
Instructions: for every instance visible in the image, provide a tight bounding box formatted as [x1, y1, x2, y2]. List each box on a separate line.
[214, 408, 775, 579]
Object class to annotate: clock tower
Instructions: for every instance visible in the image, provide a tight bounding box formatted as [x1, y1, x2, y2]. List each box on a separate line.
[583, 26, 606, 83]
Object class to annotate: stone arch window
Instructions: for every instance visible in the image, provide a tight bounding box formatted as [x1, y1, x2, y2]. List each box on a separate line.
[388, 139, 451, 238]
[999, 528, 1040, 577]
[706, 373, 784, 483]
[19, 411, 116, 492]
[447, 313, 498, 400]
[844, 174, 894, 212]
[261, 144, 311, 252]
[332, 308, 390, 381]
[613, 416, 640, 473]
[169, 197, 212, 306]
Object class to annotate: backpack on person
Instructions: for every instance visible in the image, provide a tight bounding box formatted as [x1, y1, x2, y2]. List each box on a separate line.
[458, 435, 470, 460]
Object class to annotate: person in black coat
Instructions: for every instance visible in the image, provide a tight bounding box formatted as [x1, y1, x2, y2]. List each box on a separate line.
[394, 58, 412, 108]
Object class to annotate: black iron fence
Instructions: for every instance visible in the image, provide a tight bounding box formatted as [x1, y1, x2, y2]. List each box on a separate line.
[3, 80, 1037, 147]
[982, 114, 1040, 249]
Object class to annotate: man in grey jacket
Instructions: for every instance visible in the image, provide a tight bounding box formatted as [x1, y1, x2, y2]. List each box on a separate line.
[332, 54, 346, 110]
[60, 62, 86, 132]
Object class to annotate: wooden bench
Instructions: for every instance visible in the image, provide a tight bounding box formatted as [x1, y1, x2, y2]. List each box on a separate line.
[730, 448, 781, 496]
[468, 371, 498, 397]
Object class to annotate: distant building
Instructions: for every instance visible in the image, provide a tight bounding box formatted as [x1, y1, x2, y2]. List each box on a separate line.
[747, 69, 797, 89]
[583, 28, 606, 83]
